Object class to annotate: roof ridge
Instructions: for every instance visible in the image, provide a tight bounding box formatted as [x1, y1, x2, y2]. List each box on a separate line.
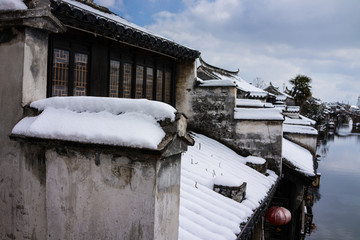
[199, 56, 239, 76]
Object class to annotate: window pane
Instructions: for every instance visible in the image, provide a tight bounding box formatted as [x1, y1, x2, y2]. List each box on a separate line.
[109, 60, 120, 97]
[156, 69, 163, 101]
[146, 67, 153, 100]
[135, 65, 144, 99]
[73, 53, 88, 96]
[164, 70, 171, 104]
[123, 63, 132, 98]
[52, 48, 69, 96]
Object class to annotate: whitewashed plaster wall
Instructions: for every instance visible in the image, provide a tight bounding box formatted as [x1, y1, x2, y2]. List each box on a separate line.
[45, 147, 181, 240]
[0, 27, 48, 240]
[283, 133, 318, 155]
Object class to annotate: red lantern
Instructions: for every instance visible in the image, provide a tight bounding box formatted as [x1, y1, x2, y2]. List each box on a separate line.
[265, 206, 292, 225]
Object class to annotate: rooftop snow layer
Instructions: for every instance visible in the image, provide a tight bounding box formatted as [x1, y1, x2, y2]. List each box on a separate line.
[234, 108, 284, 121]
[12, 97, 176, 149]
[282, 138, 315, 176]
[236, 99, 264, 108]
[284, 117, 311, 126]
[198, 78, 237, 87]
[0, 0, 27, 10]
[283, 124, 318, 135]
[210, 72, 268, 96]
[179, 132, 277, 240]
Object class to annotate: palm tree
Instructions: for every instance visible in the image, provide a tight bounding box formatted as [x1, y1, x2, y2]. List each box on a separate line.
[289, 74, 312, 107]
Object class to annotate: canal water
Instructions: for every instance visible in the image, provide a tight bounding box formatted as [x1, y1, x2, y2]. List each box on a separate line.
[307, 123, 360, 240]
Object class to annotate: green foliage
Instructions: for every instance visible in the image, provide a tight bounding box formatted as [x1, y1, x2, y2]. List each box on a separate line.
[289, 74, 312, 107]
[301, 97, 327, 125]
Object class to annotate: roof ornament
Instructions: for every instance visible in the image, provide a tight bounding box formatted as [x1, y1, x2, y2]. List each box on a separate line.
[199, 56, 239, 76]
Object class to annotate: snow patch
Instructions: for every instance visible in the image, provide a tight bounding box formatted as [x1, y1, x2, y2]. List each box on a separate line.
[0, 0, 27, 10]
[282, 138, 315, 176]
[234, 108, 284, 121]
[179, 132, 278, 240]
[12, 97, 176, 149]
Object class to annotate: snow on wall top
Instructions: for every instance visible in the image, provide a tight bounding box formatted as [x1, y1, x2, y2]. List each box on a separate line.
[284, 117, 311, 126]
[179, 132, 277, 240]
[12, 97, 176, 149]
[0, 0, 27, 10]
[234, 108, 284, 121]
[282, 138, 315, 176]
[236, 99, 274, 108]
[299, 115, 316, 125]
[283, 124, 318, 135]
[210, 72, 268, 97]
[197, 78, 237, 87]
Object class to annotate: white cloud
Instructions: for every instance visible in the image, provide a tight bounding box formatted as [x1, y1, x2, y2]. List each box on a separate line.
[146, 0, 360, 104]
[95, 0, 123, 10]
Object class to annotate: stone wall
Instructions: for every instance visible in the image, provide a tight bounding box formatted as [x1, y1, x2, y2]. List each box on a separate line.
[233, 120, 283, 174]
[43, 145, 181, 240]
[189, 86, 237, 141]
[175, 60, 197, 118]
[0, 26, 49, 240]
[180, 84, 283, 174]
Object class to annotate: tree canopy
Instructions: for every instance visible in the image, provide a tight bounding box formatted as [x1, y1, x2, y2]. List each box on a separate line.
[289, 74, 312, 107]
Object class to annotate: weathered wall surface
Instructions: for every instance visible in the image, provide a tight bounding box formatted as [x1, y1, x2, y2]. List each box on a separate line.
[22, 28, 48, 105]
[233, 121, 283, 174]
[283, 133, 318, 155]
[0, 27, 48, 240]
[189, 86, 237, 140]
[154, 154, 181, 240]
[175, 60, 197, 118]
[45, 146, 181, 240]
[184, 84, 283, 174]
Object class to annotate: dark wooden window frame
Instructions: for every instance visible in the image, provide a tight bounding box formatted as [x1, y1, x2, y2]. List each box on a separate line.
[48, 37, 91, 97]
[48, 32, 176, 106]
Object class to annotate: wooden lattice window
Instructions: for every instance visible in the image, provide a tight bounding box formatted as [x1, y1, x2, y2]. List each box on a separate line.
[52, 49, 69, 96]
[73, 53, 88, 96]
[109, 60, 120, 97]
[156, 69, 163, 101]
[146, 67, 154, 100]
[164, 70, 171, 104]
[123, 63, 132, 98]
[135, 65, 144, 99]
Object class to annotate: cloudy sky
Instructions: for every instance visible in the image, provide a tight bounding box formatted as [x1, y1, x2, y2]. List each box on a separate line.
[95, 0, 360, 105]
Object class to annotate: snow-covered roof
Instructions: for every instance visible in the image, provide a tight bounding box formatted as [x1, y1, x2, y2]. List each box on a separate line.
[179, 132, 277, 240]
[284, 115, 316, 126]
[50, 0, 199, 60]
[275, 95, 287, 101]
[236, 99, 274, 108]
[11, 97, 176, 150]
[236, 99, 265, 108]
[282, 138, 315, 176]
[197, 78, 237, 87]
[234, 108, 284, 121]
[299, 115, 316, 125]
[284, 106, 300, 113]
[283, 124, 318, 135]
[197, 58, 268, 98]
[0, 0, 27, 10]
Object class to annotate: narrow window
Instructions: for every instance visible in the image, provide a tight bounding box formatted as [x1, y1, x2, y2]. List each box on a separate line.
[164, 70, 171, 104]
[146, 67, 154, 100]
[135, 65, 144, 99]
[73, 53, 88, 96]
[123, 63, 132, 98]
[52, 48, 69, 96]
[109, 60, 120, 97]
[156, 69, 163, 101]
